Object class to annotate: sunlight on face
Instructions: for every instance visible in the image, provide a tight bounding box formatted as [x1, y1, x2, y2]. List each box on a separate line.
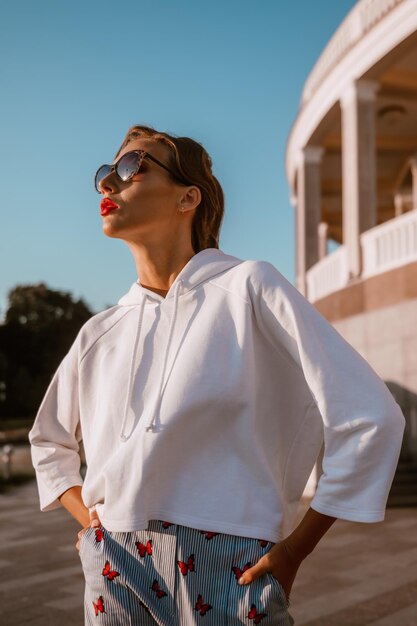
[99, 138, 185, 244]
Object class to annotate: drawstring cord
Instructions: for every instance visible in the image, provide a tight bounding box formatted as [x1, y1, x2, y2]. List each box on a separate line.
[145, 278, 183, 431]
[119, 294, 148, 442]
[119, 278, 183, 441]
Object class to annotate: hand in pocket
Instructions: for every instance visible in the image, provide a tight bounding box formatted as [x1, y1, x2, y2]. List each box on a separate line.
[238, 539, 302, 607]
[75, 506, 102, 553]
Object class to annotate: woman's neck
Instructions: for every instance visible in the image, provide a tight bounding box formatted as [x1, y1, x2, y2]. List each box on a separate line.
[130, 244, 196, 296]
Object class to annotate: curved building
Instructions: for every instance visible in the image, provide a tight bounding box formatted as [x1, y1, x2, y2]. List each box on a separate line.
[286, 0, 417, 504]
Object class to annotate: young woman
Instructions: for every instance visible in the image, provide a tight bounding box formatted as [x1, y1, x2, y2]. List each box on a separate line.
[29, 125, 405, 626]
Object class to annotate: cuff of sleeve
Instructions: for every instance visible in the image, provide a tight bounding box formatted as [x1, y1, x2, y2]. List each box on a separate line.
[310, 497, 386, 523]
[38, 477, 84, 512]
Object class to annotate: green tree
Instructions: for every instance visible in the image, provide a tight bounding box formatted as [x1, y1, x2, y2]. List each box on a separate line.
[0, 283, 95, 420]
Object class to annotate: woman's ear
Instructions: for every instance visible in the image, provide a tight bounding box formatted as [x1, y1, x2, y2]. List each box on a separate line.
[178, 186, 201, 213]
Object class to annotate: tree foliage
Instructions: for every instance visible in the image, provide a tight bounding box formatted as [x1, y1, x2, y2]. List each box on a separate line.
[0, 283, 95, 419]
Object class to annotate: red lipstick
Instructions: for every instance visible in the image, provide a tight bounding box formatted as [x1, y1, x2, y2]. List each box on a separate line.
[100, 198, 119, 216]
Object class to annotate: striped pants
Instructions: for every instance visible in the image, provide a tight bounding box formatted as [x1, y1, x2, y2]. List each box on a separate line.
[79, 519, 295, 625]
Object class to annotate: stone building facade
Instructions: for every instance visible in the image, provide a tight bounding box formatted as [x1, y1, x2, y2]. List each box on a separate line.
[286, 0, 417, 503]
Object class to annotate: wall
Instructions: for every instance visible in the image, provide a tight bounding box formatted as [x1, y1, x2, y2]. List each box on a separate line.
[314, 261, 417, 459]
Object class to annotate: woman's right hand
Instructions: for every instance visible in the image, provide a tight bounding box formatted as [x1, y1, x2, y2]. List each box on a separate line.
[75, 506, 102, 553]
[76, 524, 90, 553]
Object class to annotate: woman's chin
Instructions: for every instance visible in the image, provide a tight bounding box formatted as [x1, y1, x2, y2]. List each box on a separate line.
[102, 221, 124, 238]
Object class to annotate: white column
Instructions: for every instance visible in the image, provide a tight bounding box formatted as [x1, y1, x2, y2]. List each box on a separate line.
[341, 80, 379, 279]
[394, 193, 404, 217]
[295, 146, 324, 296]
[318, 222, 329, 260]
[411, 156, 417, 211]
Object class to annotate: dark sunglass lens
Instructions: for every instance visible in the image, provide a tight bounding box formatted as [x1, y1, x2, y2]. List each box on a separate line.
[95, 165, 112, 192]
[117, 152, 141, 181]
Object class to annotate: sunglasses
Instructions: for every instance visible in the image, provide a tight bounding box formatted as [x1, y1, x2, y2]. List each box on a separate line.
[94, 149, 187, 193]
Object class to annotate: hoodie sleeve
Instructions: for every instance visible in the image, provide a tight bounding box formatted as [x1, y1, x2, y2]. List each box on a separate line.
[248, 260, 405, 523]
[28, 330, 84, 512]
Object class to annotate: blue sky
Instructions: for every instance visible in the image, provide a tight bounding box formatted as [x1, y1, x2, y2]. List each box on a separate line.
[0, 0, 357, 319]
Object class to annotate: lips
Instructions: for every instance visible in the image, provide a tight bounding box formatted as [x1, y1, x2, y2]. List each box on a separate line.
[100, 198, 119, 215]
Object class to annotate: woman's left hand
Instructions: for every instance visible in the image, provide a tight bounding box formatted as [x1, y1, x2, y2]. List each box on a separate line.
[238, 539, 303, 605]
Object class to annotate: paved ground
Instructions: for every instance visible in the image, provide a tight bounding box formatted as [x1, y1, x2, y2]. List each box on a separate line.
[0, 479, 416, 626]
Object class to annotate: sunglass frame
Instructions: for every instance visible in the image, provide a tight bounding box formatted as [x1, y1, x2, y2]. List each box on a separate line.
[94, 149, 188, 193]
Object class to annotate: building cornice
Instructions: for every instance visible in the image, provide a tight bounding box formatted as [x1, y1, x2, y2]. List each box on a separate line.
[302, 0, 404, 104]
[286, 0, 417, 191]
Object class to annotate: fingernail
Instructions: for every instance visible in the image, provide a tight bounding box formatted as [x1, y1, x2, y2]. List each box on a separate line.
[238, 576, 246, 585]
[91, 520, 99, 527]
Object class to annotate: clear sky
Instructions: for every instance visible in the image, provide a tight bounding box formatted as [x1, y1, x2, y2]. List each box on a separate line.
[0, 0, 357, 319]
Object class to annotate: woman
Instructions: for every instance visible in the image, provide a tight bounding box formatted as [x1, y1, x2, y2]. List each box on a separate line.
[29, 125, 405, 626]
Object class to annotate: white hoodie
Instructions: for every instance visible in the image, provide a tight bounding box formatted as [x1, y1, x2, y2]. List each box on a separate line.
[29, 248, 405, 542]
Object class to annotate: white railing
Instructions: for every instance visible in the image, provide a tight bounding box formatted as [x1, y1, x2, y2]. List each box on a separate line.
[361, 209, 417, 277]
[306, 245, 349, 302]
[305, 209, 417, 302]
[302, 0, 404, 103]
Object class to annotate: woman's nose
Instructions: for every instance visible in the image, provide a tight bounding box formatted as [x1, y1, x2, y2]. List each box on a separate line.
[99, 168, 118, 194]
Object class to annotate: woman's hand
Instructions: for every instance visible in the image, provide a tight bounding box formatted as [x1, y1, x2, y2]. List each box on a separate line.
[238, 508, 338, 604]
[75, 506, 102, 553]
[237, 539, 303, 605]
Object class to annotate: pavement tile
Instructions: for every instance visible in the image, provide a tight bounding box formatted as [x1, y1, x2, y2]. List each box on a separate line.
[371, 601, 417, 626]
[295, 580, 417, 626]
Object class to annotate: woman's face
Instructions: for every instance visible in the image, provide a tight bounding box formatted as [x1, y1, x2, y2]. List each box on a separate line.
[97, 137, 187, 243]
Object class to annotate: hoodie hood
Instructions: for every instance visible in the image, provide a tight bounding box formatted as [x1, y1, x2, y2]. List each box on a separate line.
[117, 248, 243, 440]
[117, 248, 243, 306]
